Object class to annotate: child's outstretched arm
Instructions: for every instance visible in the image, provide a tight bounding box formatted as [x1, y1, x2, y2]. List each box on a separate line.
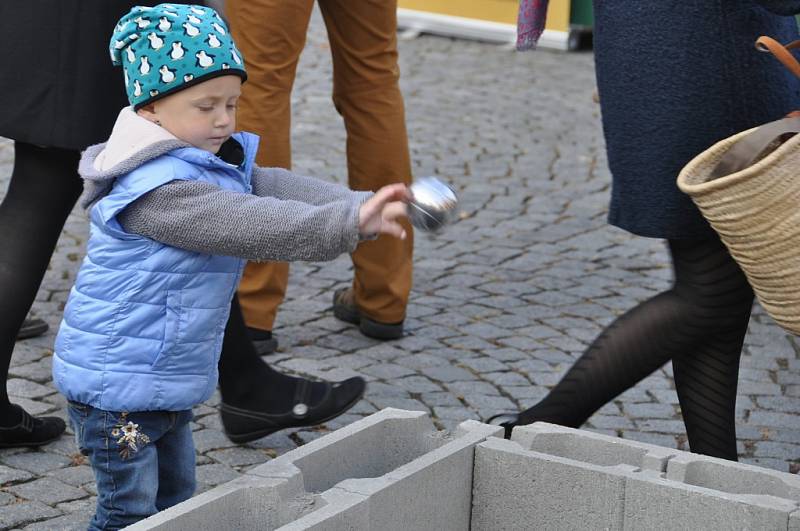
[116, 180, 407, 262]
[252, 166, 395, 206]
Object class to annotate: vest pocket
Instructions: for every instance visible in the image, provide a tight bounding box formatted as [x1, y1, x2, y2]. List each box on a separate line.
[152, 290, 181, 370]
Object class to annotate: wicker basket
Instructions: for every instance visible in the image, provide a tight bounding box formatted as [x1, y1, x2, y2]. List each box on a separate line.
[678, 120, 800, 334]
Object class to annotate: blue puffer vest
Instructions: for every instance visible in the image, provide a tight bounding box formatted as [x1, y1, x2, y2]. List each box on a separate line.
[53, 132, 257, 412]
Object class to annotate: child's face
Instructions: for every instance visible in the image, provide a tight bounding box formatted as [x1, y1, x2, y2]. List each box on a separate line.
[138, 76, 242, 154]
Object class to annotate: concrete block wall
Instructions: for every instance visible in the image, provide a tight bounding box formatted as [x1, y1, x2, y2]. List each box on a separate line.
[128, 411, 800, 530]
[129, 408, 501, 530]
[472, 422, 800, 530]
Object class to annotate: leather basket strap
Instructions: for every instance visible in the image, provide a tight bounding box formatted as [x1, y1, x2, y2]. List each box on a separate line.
[756, 36, 800, 79]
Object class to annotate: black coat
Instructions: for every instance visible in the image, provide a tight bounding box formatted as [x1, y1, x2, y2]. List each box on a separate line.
[0, 1, 192, 150]
[595, 0, 800, 239]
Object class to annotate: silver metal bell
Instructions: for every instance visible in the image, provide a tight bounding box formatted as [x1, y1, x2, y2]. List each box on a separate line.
[407, 176, 459, 232]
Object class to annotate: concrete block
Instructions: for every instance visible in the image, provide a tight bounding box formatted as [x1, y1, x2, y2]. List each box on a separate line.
[665, 452, 800, 500]
[790, 509, 800, 531]
[511, 422, 677, 472]
[126, 474, 312, 530]
[620, 452, 800, 530]
[472, 437, 636, 530]
[278, 417, 501, 531]
[131, 409, 500, 531]
[475, 424, 800, 531]
[623, 471, 798, 531]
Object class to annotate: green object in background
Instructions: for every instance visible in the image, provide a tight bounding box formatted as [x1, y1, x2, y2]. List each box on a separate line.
[568, 0, 593, 50]
[570, 0, 593, 28]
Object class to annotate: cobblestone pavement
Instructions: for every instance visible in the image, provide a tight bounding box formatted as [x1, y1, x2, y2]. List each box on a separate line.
[2, 12, 799, 530]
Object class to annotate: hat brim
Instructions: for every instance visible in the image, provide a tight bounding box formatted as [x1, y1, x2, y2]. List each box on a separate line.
[133, 69, 247, 111]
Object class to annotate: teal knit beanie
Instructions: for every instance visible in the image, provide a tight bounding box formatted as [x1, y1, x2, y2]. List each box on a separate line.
[110, 4, 247, 110]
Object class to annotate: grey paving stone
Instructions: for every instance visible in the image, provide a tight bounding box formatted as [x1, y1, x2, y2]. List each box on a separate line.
[0, 501, 62, 529]
[443, 335, 498, 351]
[635, 419, 688, 435]
[191, 429, 236, 454]
[393, 354, 449, 370]
[462, 394, 516, 411]
[360, 363, 416, 380]
[0, 490, 17, 506]
[0, 464, 34, 485]
[458, 357, 509, 373]
[1, 452, 72, 475]
[46, 465, 94, 488]
[6, 379, 55, 400]
[623, 402, 676, 419]
[206, 447, 269, 468]
[365, 381, 409, 398]
[586, 415, 635, 430]
[6, 477, 86, 505]
[8, 358, 53, 384]
[481, 371, 531, 387]
[747, 411, 800, 428]
[446, 381, 501, 397]
[752, 441, 800, 460]
[195, 463, 242, 487]
[420, 392, 464, 408]
[392, 376, 443, 394]
[432, 406, 476, 421]
[419, 365, 476, 383]
[23, 509, 94, 531]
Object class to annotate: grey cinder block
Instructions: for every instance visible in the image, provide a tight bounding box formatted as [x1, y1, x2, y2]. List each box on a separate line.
[278, 417, 502, 530]
[131, 408, 500, 530]
[125, 474, 310, 530]
[478, 423, 800, 531]
[510, 422, 677, 472]
[623, 470, 798, 531]
[471, 436, 635, 530]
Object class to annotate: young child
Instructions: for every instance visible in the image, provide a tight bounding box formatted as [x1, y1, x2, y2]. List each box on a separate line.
[52, 4, 409, 529]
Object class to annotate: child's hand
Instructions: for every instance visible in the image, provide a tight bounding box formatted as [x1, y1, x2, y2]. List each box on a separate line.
[358, 183, 411, 239]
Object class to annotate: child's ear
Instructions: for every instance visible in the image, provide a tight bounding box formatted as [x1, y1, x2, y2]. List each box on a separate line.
[136, 104, 160, 125]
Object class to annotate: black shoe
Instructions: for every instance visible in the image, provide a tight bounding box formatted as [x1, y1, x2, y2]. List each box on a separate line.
[220, 376, 366, 444]
[486, 412, 520, 440]
[16, 317, 49, 340]
[246, 327, 278, 355]
[332, 288, 404, 340]
[0, 405, 66, 448]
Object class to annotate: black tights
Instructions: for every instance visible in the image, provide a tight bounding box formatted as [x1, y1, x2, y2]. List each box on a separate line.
[0, 143, 83, 424]
[518, 237, 754, 460]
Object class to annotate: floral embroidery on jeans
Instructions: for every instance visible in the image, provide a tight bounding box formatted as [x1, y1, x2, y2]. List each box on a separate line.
[110, 412, 151, 459]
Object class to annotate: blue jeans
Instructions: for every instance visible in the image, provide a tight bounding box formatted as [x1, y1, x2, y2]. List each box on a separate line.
[67, 402, 195, 530]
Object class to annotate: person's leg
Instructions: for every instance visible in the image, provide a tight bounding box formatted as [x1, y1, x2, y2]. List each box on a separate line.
[318, 0, 414, 337]
[0, 142, 80, 437]
[490, 237, 753, 460]
[218, 296, 366, 444]
[670, 238, 753, 460]
[155, 410, 196, 511]
[68, 403, 163, 530]
[227, 0, 313, 352]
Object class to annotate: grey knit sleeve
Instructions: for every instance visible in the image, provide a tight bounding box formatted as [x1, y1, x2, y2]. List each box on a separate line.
[117, 180, 366, 261]
[251, 166, 373, 205]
